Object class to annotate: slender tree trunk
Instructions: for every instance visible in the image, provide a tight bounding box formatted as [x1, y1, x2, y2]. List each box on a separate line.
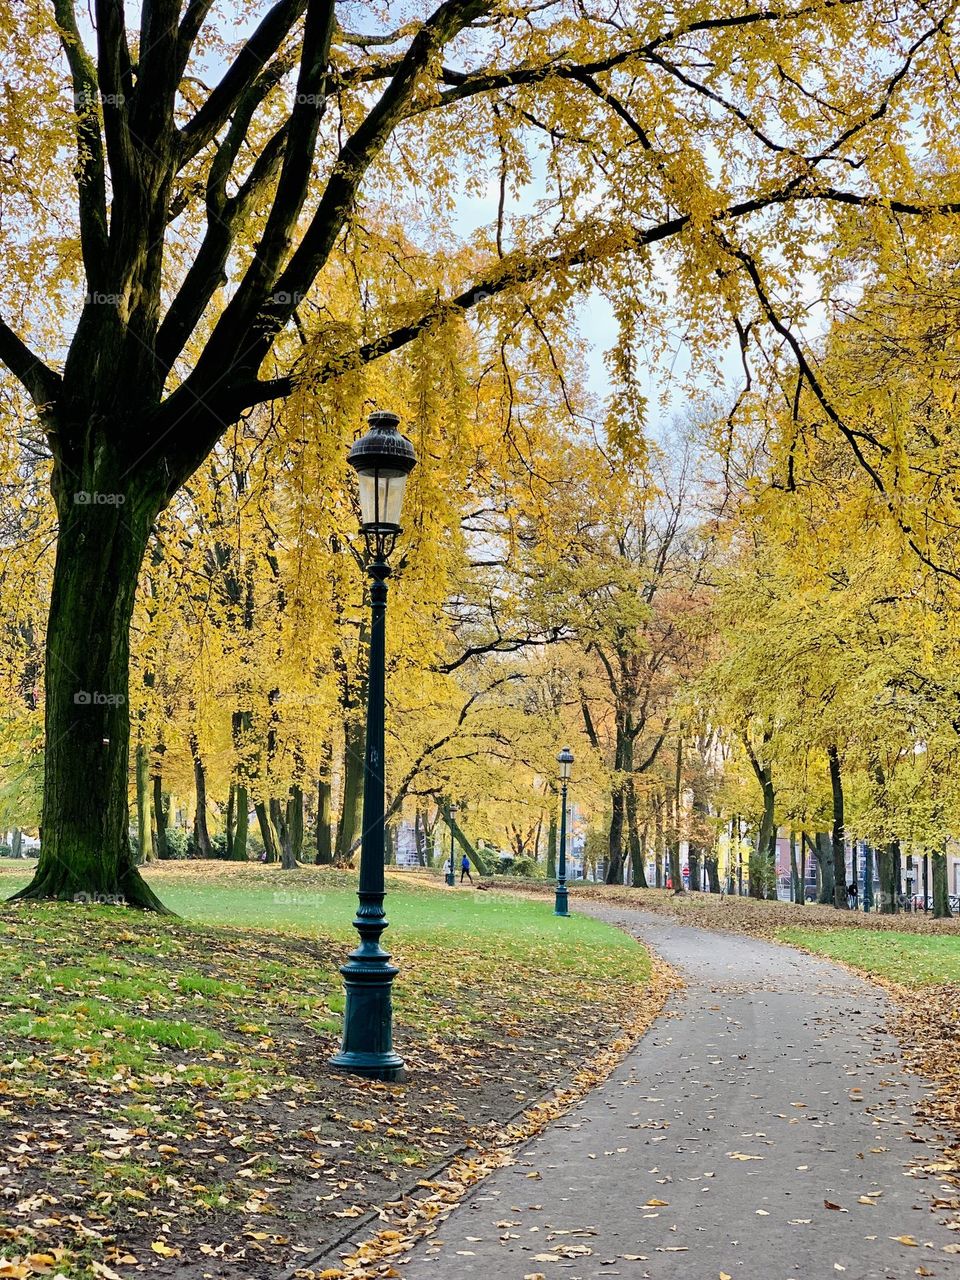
[669, 736, 683, 894]
[335, 718, 364, 864]
[827, 745, 847, 909]
[546, 807, 558, 879]
[688, 843, 700, 892]
[135, 742, 154, 864]
[316, 772, 333, 865]
[654, 795, 664, 887]
[190, 734, 212, 859]
[626, 777, 648, 888]
[862, 842, 874, 912]
[799, 830, 806, 903]
[284, 785, 304, 870]
[226, 783, 236, 859]
[851, 838, 859, 906]
[933, 845, 952, 918]
[11, 829, 22, 859]
[815, 831, 835, 905]
[877, 840, 897, 912]
[255, 801, 281, 863]
[153, 774, 169, 860]
[228, 710, 251, 859]
[705, 853, 720, 893]
[414, 805, 427, 867]
[922, 852, 930, 912]
[790, 829, 801, 904]
[11, 493, 167, 909]
[606, 787, 627, 885]
[229, 784, 249, 860]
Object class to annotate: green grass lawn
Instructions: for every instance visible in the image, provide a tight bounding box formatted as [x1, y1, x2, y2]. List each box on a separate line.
[779, 926, 960, 985]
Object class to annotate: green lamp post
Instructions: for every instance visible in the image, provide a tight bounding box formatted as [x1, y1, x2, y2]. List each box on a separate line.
[554, 747, 574, 917]
[445, 804, 458, 887]
[331, 410, 416, 1082]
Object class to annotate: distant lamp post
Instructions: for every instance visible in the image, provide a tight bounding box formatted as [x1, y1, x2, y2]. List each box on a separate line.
[331, 411, 416, 1082]
[445, 805, 458, 887]
[555, 747, 574, 917]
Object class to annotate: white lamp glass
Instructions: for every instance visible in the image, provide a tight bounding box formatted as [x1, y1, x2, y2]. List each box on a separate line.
[357, 468, 409, 527]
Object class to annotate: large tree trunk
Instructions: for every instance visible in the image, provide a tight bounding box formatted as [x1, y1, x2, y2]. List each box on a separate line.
[933, 845, 952, 919]
[12, 496, 167, 909]
[827, 745, 847, 909]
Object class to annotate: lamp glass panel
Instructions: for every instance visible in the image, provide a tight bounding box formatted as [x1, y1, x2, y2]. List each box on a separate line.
[357, 468, 408, 527]
[560, 759, 571, 781]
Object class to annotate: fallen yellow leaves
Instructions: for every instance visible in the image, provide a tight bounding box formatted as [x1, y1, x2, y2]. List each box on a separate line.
[150, 1241, 181, 1258]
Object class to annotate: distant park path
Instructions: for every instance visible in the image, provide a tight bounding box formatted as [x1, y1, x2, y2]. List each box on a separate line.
[401, 904, 959, 1280]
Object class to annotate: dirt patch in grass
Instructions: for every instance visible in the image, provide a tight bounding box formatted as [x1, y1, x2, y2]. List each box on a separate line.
[0, 885, 653, 1280]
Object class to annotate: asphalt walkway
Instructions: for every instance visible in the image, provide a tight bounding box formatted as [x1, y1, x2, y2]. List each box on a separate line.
[400, 904, 960, 1280]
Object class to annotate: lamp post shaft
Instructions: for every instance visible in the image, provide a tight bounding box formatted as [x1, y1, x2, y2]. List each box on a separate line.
[331, 561, 404, 1080]
[555, 781, 569, 917]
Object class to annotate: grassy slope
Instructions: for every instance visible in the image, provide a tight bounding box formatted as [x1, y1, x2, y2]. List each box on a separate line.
[0, 861, 653, 1280]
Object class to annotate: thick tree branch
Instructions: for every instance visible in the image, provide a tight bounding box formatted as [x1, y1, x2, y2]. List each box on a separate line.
[0, 319, 62, 412]
[53, 0, 109, 285]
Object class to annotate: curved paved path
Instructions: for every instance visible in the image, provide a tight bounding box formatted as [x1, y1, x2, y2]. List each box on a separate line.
[400, 905, 959, 1280]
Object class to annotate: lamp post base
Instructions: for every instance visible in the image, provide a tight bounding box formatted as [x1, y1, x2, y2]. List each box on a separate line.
[445, 872, 456, 886]
[331, 946, 406, 1082]
[554, 885, 569, 917]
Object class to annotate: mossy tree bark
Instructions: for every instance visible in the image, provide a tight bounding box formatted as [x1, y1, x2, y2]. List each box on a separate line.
[12, 484, 168, 909]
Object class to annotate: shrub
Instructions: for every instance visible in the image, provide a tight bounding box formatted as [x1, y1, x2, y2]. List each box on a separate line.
[500, 855, 543, 879]
[164, 828, 189, 860]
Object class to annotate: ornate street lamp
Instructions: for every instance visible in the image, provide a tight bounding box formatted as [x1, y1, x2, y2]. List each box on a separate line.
[331, 410, 416, 1082]
[555, 747, 574, 917]
[445, 804, 458, 887]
